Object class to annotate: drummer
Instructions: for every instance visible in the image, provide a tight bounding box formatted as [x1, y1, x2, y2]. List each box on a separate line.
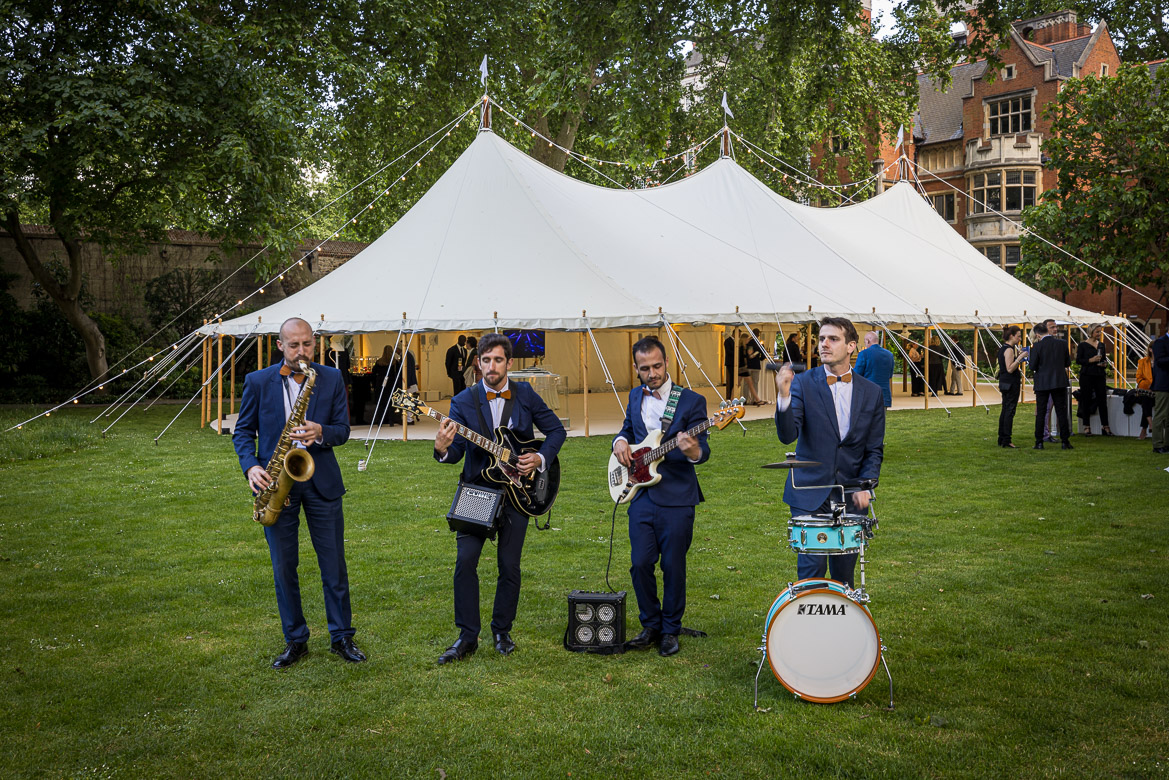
[774, 317, 886, 587]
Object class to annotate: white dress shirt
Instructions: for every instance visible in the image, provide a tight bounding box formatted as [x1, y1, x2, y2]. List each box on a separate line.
[776, 369, 853, 440]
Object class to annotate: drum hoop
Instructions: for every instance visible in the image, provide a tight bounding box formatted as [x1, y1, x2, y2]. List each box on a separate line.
[788, 517, 868, 528]
[787, 544, 864, 555]
[764, 585, 882, 704]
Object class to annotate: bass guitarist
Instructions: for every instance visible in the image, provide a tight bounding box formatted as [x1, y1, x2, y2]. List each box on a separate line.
[612, 336, 710, 657]
[433, 333, 566, 664]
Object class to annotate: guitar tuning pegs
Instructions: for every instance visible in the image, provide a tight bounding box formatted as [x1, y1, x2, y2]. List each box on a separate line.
[719, 401, 727, 409]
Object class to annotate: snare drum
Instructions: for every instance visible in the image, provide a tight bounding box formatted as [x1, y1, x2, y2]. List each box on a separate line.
[764, 579, 881, 703]
[788, 514, 870, 555]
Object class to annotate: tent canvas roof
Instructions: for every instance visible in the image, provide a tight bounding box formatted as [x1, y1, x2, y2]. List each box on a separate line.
[206, 130, 1118, 336]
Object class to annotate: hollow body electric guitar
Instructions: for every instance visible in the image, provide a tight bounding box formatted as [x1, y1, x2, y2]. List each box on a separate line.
[392, 389, 561, 516]
[607, 399, 745, 504]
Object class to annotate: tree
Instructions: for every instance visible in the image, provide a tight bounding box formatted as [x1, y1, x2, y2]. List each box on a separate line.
[0, 0, 326, 381]
[1018, 63, 1169, 296]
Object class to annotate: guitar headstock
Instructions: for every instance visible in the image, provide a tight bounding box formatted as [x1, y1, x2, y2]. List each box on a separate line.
[391, 389, 429, 415]
[712, 397, 747, 429]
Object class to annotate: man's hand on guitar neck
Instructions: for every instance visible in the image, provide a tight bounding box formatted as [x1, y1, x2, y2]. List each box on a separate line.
[435, 418, 457, 457]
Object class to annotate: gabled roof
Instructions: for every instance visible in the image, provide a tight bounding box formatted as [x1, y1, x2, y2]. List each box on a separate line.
[914, 61, 986, 144]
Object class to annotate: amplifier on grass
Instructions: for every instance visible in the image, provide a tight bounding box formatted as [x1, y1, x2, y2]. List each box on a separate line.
[565, 590, 626, 652]
[447, 481, 504, 538]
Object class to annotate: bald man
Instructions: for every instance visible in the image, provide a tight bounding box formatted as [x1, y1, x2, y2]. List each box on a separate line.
[854, 331, 895, 409]
[233, 317, 365, 668]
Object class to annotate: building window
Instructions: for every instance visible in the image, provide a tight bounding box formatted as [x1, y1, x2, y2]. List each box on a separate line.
[969, 169, 1038, 214]
[931, 193, 956, 222]
[988, 95, 1032, 135]
[920, 145, 962, 172]
[1100, 64, 1109, 76]
[982, 245, 1002, 267]
[1004, 245, 1020, 275]
[830, 134, 850, 155]
[1002, 64, 1016, 80]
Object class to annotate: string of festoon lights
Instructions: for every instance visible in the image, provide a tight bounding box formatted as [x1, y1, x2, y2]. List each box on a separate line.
[731, 130, 894, 205]
[3, 102, 483, 434]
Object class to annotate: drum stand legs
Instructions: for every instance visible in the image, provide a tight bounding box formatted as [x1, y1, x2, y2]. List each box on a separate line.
[880, 649, 894, 710]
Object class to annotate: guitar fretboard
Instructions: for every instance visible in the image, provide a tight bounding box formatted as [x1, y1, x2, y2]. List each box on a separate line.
[421, 407, 514, 464]
[636, 415, 721, 466]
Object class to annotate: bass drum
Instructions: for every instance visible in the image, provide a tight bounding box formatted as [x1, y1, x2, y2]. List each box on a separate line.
[764, 578, 881, 703]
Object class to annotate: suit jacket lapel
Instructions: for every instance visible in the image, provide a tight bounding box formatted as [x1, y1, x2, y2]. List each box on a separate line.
[631, 388, 647, 441]
[846, 376, 864, 442]
[811, 367, 841, 440]
[477, 383, 495, 433]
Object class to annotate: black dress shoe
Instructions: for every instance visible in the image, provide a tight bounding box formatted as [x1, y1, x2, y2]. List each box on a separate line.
[330, 637, 367, 663]
[626, 627, 661, 650]
[493, 632, 516, 656]
[1061, 442, 1074, 450]
[272, 641, 308, 669]
[1154, 447, 1169, 454]
[437, 638, 477, 665]
[1033, 442, 1044, 450]
[658, 633, 680, 657]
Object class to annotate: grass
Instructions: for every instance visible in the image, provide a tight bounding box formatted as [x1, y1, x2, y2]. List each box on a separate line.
[0, 402, 1166, 778]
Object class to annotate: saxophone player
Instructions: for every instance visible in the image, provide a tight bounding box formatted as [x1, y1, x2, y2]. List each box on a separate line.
[233, 317, 366, 668]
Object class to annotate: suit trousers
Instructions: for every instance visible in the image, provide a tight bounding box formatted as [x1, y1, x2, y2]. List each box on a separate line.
[998, 382, 1020, 445]
[1034, 388, 1071, 444]
[628, 496, 695, 635]
[451, 374, 467, 396]
[453, 505, 528, 640]
[264, 480, 353, 644]
[1153, 391, 1169, 449]
[1077, 375, 1110, 427]
[794, 500, 859, 588]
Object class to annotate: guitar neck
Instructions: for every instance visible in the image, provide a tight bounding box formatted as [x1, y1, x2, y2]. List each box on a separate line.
[639, 417, 718, 465]
[422, 406, 510, 462]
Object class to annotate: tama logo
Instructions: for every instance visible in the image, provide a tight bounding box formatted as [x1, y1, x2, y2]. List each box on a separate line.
[797, 603, 847, 616]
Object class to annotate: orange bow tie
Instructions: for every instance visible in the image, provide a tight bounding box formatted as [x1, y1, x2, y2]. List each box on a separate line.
[826, 372, 852, 385]
[280, 363, 306, 384]
[642, 388, 661, 399]
[486, 389, 512, 400]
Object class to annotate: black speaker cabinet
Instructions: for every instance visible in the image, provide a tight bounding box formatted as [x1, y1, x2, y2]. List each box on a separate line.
[566, 590, 626, 650]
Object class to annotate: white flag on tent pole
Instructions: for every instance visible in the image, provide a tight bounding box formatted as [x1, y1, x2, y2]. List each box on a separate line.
[721, 91, 734, 120]
[894, 124, 904, 151]
[479, 55, 488, 87]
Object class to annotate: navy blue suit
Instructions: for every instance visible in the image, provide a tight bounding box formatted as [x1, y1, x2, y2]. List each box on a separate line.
[435, 380, 566, 641]
[1152, 333, 1169, 449]
[854, 344, 895, 408]
[775, 366, 885, 586]
[615, 383, 710, 635]
[233, 361, 355, 644]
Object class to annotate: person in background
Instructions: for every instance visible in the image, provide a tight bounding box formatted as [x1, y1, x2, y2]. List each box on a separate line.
[1151, 330, 1169, 454]
[784, 332, 804, 365]
[464, 336, 482, 386]
[1076, 325, 1112, 436]
[854, 331, 895, 408]
[390, 343, 420, 425]
[723, 333, 736, 399]
[927, 333, 945, 396]
[445, 335, 468, 397]
[906, 340, 925, 397]
[1124, 343, 1155, 440]
[1030, 321, 1072, 450]
[996, 325, 1027, 448]
[749, 329, 768, 404]
[739, 332, 763, 405]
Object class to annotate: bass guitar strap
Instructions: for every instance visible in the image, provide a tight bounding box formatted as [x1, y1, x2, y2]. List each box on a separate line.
[659, 384, 684, 433]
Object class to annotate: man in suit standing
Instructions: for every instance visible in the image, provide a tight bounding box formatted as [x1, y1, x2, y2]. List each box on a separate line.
[612, 337, 711, 657]
[1030, 321, 1073, 450]
[433, 333, 566, 664]
[233, 317, 365, 669]
[1151, 331, 1169, 453]
[854, 331, 895, 409]
[774, 318, 884, 587]
[445, 335, 468, 397]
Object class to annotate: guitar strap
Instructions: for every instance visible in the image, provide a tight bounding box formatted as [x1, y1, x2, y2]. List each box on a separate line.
[659, 384, 684, 433]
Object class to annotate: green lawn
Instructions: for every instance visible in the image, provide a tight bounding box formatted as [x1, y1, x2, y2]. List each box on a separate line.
[1, 403, 1166, 778]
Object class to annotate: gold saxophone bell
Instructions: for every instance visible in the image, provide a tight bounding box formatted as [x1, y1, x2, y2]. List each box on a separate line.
[254, 361, 318, 526]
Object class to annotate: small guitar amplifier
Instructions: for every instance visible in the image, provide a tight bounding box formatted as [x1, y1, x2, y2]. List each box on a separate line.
[565, 590, 626, 653]
[447, 482, 505, 538]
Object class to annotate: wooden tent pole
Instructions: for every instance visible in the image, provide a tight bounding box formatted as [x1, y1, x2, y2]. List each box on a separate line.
[201, 324, 210, 427]
[971, 326, 979, 408]
[401, 347, 408, 442]
[216, 333, 224, 435]
[230, 336, 236, 414]
[924, 326, 930, 411]
[1112, 320, 1119, 387]
[804, 323, 812, 374]
[581, 328, 589, 438]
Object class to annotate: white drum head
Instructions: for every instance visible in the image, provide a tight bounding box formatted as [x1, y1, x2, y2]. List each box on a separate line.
[766, 587, 881, 703]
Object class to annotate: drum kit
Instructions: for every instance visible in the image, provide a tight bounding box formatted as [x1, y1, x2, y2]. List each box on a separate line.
[753, 454, 894, 709]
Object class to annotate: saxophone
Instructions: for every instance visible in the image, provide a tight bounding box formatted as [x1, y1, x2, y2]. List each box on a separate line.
[253, 360, 317, 526]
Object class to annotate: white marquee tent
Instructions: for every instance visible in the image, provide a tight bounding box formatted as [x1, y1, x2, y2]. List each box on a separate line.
[203, 129, 1121, 339]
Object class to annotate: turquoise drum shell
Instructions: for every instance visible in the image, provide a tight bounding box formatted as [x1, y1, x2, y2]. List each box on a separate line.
[788, 514, 868, 555]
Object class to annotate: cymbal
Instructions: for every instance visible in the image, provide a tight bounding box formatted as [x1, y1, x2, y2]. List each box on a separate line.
[762, 458, 820, 469]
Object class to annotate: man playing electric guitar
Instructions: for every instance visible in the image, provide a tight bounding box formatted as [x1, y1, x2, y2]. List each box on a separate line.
[433, 333, 566, 665]
[612, 336, 710, 657]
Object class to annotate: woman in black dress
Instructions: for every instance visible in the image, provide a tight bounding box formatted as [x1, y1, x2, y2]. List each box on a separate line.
[996, 325, 1027, 447]
[1076, 325, 1112, 435]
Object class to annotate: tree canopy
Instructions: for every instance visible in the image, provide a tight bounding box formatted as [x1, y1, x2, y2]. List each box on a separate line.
[1019, 63, 1169, 298]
